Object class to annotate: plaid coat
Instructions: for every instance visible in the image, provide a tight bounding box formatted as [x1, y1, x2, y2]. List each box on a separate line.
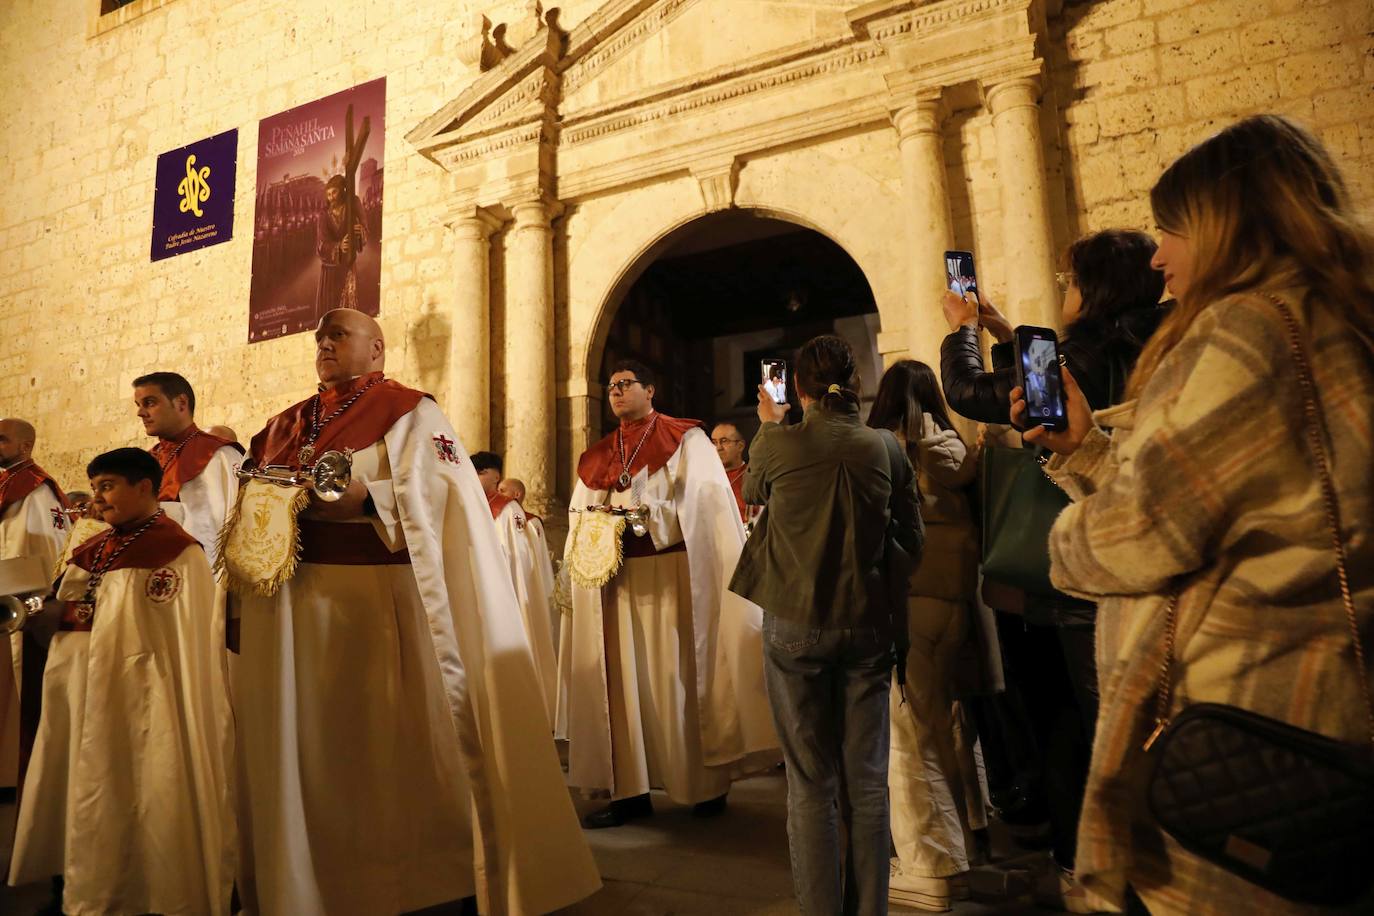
[1045, 284, 1374, 915]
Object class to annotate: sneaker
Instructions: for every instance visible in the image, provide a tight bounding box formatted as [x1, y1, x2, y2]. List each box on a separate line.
[1033, 866, 1120, 914]
[888, 860, 969, 912]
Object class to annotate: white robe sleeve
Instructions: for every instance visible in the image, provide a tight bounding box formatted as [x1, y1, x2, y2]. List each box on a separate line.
[173, 446, 242, 568]
[383, 398, 600, 915]
[2, 486, 69, 577]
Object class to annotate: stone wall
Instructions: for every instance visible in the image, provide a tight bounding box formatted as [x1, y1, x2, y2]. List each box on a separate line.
[1050, 0, 1374, 233]
[0, 0, 1370, 490]
[0, 0, 604, 487]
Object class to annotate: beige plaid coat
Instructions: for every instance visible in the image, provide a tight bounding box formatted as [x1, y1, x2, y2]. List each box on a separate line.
[1045, 283, 1374, 915]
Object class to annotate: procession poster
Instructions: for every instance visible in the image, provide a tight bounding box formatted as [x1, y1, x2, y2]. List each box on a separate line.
[150, 129, 237, 262]
[248, 78, 386, 342]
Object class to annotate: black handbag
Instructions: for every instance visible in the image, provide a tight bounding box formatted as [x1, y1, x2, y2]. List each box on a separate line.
[1143, 295, 1374, 907]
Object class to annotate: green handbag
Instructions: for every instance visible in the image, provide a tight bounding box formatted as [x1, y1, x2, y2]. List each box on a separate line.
[979, 445, 1069, 596]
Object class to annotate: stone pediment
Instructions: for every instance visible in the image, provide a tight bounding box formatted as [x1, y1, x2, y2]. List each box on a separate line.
[407, 0, 1044, 201]
[407, 0, 861, 165]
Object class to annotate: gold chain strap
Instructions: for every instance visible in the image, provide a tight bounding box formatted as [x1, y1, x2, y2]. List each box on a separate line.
[1146, 294, 1374, 752]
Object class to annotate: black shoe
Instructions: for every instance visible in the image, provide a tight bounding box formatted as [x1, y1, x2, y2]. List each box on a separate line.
[582, 793, 653, 829]
[691, 794, 728, 818]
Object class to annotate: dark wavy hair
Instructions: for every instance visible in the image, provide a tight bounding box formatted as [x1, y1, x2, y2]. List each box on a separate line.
[1064, 229, 1165, 336]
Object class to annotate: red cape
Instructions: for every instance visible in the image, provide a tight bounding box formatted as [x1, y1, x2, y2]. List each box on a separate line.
[150, 425, 244, 501]
[249, 372, 428, 467]
[577, 413, 701, 491]
[0, 461, 66, 515]
[69, 512, 198, 573]
[488, 491, 514, 520]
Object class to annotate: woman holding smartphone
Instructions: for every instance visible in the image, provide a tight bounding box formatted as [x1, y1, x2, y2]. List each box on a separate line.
[730, 335, 923, 915]
[1019, 115, 1374, 914]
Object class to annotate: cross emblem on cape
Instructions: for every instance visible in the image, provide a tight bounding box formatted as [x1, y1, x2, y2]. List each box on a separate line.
[432, 434, 460, 465]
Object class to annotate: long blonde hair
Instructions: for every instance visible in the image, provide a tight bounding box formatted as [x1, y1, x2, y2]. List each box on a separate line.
[1128, 115, 1374, 398]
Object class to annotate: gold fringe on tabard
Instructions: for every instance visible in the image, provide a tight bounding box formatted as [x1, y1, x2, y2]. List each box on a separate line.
[214, 480, 311, 597]
[54, 517, 111, 580]
[565, 510, 628, 590]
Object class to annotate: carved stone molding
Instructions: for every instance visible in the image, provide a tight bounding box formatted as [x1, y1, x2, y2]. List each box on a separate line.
[561, 42, 886, 146]
[689, 156, 740, 212]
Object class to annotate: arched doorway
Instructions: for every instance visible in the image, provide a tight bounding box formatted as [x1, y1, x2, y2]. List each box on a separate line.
[590, 210, 882, 441]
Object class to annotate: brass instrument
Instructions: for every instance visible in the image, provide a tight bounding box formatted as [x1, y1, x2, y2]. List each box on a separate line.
[235, 449, 353, 502]
[0, 556, 51, 634]
[583, 504, 650, 538]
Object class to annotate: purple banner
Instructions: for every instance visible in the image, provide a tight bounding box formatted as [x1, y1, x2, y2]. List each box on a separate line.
[150, 128, 238, 262]
[248, 78, 386, 343]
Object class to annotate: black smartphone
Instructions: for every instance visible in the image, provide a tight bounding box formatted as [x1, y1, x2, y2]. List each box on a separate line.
[761, 359, 788, 404]
[944, 250, 978, 299]
[1013, 325, 1068, 432]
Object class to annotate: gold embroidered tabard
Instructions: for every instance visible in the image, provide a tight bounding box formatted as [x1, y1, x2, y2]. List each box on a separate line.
[216, 479, 310, 596]
[565, 510, 628, 590]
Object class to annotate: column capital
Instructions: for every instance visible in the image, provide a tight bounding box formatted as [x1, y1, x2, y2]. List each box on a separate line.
[891, 90, 946, 140]
[446, 206, 503, 240]
[981, 68, 1043, 115]
[509, 194, 564, 229]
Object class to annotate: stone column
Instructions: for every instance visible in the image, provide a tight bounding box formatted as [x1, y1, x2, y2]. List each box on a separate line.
[893, 94, 954, 370]
[448, 207, 501, 451]
[986, 74, 1060, 330]
[504, 196, 558, 518]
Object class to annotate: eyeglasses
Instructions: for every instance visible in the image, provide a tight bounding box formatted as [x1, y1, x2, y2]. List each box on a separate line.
[1055, 271, 1075, 292]
[605, 379, 643, 395]
[710, 438, 743, 447]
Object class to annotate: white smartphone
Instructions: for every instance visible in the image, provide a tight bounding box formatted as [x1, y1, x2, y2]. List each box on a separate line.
[760, 360, 788, 405]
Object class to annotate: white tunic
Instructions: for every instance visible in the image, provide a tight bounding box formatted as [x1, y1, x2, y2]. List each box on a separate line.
[25, 539, 234, 915]
[0, 478, 67, 789]
[561, 427, 778, 804]
[492, 499, 558, 725]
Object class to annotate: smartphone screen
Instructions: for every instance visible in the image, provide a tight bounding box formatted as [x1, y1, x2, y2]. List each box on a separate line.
[944, 250, 978, 298]
[1015, 326, 1067, 431]
[761, 360, 788, 405]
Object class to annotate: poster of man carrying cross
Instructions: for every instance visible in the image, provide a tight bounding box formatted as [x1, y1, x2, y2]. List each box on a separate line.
[248, 78, 386, 342]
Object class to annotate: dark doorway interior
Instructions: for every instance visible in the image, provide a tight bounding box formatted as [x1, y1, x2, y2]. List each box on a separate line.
[597, 212, 881, 441]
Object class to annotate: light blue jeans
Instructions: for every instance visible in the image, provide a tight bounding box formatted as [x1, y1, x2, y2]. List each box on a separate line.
[763, 613, 893, 916]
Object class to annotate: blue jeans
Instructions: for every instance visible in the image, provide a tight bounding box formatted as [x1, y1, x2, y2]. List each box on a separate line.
[763, 613, 894, 916]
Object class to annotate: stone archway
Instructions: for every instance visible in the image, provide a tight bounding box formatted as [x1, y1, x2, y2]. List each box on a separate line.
[583, 209, 883, 444]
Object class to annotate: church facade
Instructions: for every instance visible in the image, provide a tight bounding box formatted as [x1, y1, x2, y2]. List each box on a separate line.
[3, 0, 1371, 527]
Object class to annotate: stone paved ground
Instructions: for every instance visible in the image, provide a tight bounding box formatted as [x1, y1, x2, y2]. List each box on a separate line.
[0, 772, 1060, 914]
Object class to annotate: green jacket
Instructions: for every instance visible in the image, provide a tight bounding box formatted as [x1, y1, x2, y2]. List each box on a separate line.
[728, 401, 924, 629]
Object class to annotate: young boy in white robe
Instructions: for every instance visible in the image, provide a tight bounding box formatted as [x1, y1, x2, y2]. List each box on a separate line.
[8, 447, 234, 916]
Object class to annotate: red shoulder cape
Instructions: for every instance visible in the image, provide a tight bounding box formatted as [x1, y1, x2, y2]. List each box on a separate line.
[249, 372, 428, 467]
[577, 412, 702, 491]
[488, 491, 515, 520]
[150, 425, 245, 501]
[69, 512, 199, 573]
[0, 461, 67, 515]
